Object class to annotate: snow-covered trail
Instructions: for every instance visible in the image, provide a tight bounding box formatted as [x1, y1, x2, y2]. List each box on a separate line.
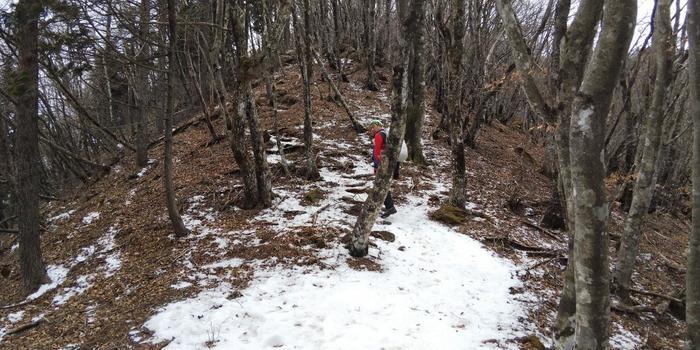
[143, 91, 530, 349]
[146, 209, 525, 348]
[145, 207, 526, 349]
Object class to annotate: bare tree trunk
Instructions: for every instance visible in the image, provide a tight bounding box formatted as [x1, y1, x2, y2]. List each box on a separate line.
[312, 49, 365, 133]
[228, 2, 260, 209]
[262, 0, 290, 176]
[331, 0, 344, 75]
[405, 0, 427, 165]
[495, 1, 604, 345]
[363, 0, 379, 91]
[231, 96, 259, 209]
[349, 0, 413, 257]
[614, 0, 673, 298]
[184, 50, 219, 142]
[135, 0, 150, 167]
[102, 0, 115, 128]
[297, 0, 321, 180]
[14, 0, 48, 293]
[245, 85, 273, 207]
[568, 0, 636, 346]
[164, 0, 190, 238]
[687, 0, 700, 346]
[383, 0, 392, 66]
[447, 0, 467, 207]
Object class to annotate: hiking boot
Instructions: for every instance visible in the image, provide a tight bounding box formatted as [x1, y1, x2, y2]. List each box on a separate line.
[380, 207, 397, 219]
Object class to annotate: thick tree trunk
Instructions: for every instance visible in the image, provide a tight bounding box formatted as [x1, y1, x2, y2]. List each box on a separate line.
[363, 0, 378, 91]
[245, 86, 273, 208]
[0, 113, 11, 228]
[164, 0, 190, 238]
[298, 0, 321, 180]
[405, 0, 427, 165]
[447, 0, 467, 207]
[231, 97, 259, 209]
[135, 0, 150, 168]
[495, 1, 606, 346]
[14, 0, 48, 293]
[225, 1, 259, 209]
[331, 0, 343, 74]
[349, 0, 413, 257]
[614, 0, 673, 298]
[687, 0, 700, 346]
[312, 49, 365, 133]
[568, 0, 636, 347]
[262, 0, 290, 176]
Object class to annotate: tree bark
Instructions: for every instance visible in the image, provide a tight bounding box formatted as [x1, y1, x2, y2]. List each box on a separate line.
[614, 0, 673, 298]
[568, 0, 636, 347]
[447, 0, 467, 207]
[135, 0, 151, 167]
[296, 0, 321, 181]
[363, 0, 378, 91]
[349, 0, 413, 257]
[495, 1, 605, 345]
[405, 0, 427, 165]
[225, 1, 259, 209]
[312, 49, 365, 133]
[164, 0, 190, 238]
[14, 0, 48, 293]
[687, 0, 700, 346]
[245, 85, 273, 207]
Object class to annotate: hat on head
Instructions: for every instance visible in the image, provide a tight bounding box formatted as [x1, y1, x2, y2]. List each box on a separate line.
[368, 119, 383, 128]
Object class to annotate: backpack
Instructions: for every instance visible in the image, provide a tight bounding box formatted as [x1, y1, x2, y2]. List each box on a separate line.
[379, 130, 408, 162]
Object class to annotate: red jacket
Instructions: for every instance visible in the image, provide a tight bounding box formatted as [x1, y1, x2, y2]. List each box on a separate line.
[372, 129, 385, 170]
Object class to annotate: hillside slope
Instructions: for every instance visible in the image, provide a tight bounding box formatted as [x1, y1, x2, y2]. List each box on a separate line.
[0, 60, 689, 349]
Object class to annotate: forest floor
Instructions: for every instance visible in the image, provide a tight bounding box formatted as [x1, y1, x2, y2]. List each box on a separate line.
[0, 58, 690, 349]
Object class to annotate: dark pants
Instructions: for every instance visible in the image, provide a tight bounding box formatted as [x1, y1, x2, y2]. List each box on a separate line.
[384, 191, 394, 210]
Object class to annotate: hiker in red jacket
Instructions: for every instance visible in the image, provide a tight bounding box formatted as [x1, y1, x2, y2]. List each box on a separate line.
[368, 120, 397, 218]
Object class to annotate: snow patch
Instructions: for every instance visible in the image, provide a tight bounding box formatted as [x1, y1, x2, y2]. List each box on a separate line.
[85, 304, 97, 324]
[82, 212, 101, 225]
[7, 311, 24, 323]
[104, 255, 122, 277]
[202, 258, 244, 270]
[171, 281, 193, 290]
[53, 275, 92, 305]
[27, 265, 69, 301]
[49, 209, 75, 223]
[145, 198, 528, 349]
[75, 246, 96, 264]
[610, 323, 642, 349]
[98, 226, 121, 277]
[125, 188, 137, 206]
[137, 159, 156, 178]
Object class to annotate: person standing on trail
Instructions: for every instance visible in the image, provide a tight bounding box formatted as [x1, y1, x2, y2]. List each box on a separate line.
[368, 119, 398, 218]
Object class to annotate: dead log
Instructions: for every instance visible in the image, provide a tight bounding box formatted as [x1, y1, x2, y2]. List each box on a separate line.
[6, 317, 44, 335]
[482, 236, 553, 253]
[521, 219, 564, 242]
[311, 49, 365, 133]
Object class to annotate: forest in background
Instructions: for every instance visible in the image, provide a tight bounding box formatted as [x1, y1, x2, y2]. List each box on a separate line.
[0, 0, 698, 348]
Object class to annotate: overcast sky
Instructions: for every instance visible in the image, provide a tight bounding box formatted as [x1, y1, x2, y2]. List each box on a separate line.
[0, 0, 677, 51]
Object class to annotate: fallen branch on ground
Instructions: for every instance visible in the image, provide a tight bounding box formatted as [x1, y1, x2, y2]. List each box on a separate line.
[628, 287, 683, 303]
[0, 300, 31, 310]
[311, 204, 332, 225]
[659, 252, 686, 272]
[6, 316, 45, 335]
[482, 236, 550, 252]
[520, 220, 563, 242]
[611, 300, 656, 315]
[524, 256, 566, 271]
